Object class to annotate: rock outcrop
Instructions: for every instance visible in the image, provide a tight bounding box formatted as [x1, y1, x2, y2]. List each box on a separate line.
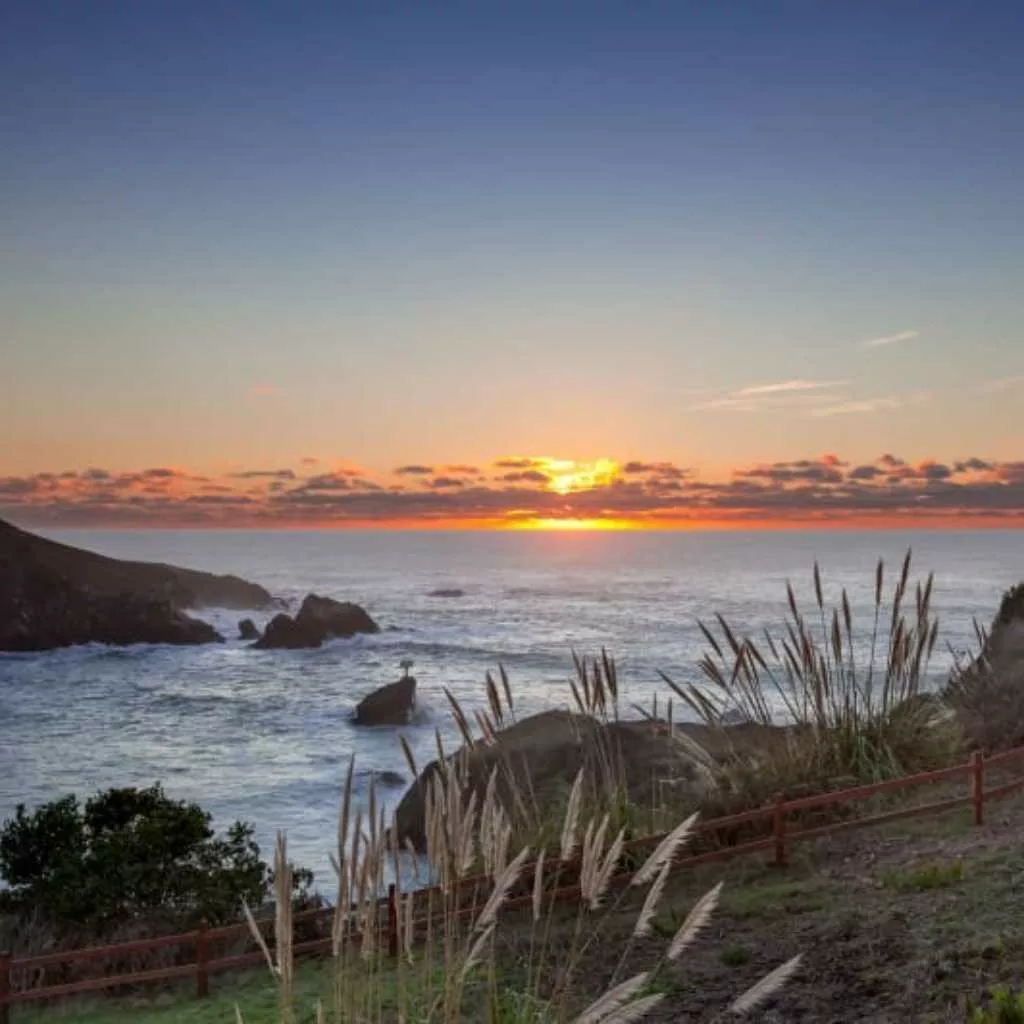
[354, 676, 416, 726]
[392, 709, 712, 850]
[988, 584, 1024, 669]
[949, 583, 1024, 751]
[253, 613, 325, 650]
[0, 517, 273, 651]
[251, 593, 380, 647]
[295, 594, 379, 639]
[253, 594, 379, 650]
[359, 769, 407, 788]
[238, 618, 260, 641]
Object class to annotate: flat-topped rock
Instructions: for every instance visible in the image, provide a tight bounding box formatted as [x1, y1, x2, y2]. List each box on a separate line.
[354, 676, 416, 726]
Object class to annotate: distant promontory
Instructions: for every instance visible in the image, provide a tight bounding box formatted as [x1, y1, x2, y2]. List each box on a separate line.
[0, 517, 275, 651]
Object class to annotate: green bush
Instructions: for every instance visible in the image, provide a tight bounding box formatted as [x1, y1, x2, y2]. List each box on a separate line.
[0, 784, 310, 930]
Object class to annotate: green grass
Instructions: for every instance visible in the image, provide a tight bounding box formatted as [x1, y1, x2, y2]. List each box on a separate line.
[18, 963, 328, 1024]
[882, 860, 965, 892]
[719, 945, 751, 967]
[720, 877, 830, 920]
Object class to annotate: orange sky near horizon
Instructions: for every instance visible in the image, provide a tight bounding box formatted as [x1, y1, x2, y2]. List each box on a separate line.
[2, 453, 1021, 531]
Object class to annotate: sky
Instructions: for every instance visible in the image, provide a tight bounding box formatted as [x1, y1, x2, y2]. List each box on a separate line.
[2, 1, 1022, 528]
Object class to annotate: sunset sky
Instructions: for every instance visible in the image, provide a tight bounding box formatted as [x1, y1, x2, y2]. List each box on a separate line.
[2, 3, 1022, 528]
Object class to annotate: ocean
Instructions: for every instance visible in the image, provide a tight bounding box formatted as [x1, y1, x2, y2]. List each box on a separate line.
[1, 528, 1020, 888]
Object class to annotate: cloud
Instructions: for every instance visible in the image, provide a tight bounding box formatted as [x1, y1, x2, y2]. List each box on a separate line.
[300, 457, 319, 466]
[862, 329, 920, 349]
[442, 464, 481, 475]
[692, 381, 847, 413]
[732, 380, 848, 398]
[954, 458, 994, 473]
[809, 392, 930, 418]
[622, 461, 687, 479]
[3, 452, 1022, 527]
[494, 457, 545, 470]
[229, 469, 296, 480]
[501, 470, 551, 484]
[917, 461, 953, 481]
[736, 458, 846, 485]
[394, 465, 434, 476]
[248, 385, 280, 398]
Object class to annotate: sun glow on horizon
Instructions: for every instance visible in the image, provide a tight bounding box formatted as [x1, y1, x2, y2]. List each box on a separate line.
[506, 516, 638, 531]
[536, 457, 621, 495]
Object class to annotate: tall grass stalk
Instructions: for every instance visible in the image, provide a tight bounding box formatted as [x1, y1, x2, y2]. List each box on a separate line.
[661, 551, 958, 794]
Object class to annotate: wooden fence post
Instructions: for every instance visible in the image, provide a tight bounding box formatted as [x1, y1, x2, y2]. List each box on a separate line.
[387, 884, 399, 958]
[196, 922, 210, 999]
[772, 794, 788, 867]
[0, 950, 11, 1024]
[972, 751, 985, 827]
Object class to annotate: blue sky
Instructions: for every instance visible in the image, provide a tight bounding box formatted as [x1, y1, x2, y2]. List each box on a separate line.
[2, 1, 1022, 498]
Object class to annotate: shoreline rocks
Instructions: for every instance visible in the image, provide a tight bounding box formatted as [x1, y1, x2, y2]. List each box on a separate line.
[253, 612, 325, 650]
[391, 709, 798, 851]
[0, 517, 275, 651]
[392, 709, 709, 850]
[238, 618, 259, 641]
[354, 675, 416, 726]
[252, 593, 379, 650]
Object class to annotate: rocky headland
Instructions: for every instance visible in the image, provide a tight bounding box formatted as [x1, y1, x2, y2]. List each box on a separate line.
[0, 517, 273, 651]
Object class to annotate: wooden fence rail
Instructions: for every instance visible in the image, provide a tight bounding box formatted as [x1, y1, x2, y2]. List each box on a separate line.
[3, 744, 1024, 1020]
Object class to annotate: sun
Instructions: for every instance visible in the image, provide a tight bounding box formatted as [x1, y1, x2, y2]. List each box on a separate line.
[497, 457, 629, 530]
[538, 457, 621, 495]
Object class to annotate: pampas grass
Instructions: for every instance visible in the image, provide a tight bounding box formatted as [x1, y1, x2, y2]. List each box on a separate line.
[572, 972, 649, 1024]
[730, 954, 803, 1014]
[237, 630, 814, 1022]
[667, 881, 721, 960]
[660, 552, 960, 808]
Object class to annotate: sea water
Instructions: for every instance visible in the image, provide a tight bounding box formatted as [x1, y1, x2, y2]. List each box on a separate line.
[1, 528, 1020, 887]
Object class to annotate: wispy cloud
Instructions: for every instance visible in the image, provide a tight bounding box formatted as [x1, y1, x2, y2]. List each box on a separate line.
[248, 384, 280, 398]
[732, 379, 848, 398]
[810, 391, 930, 417]
[977, 374, 1024, 393]
[692, 380, 846, 412]
[862, 329, 920, 349]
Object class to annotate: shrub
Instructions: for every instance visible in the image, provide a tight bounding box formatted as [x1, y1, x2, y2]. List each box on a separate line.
[968, 986, 1024, 1023]
[0, 783, 310, 931]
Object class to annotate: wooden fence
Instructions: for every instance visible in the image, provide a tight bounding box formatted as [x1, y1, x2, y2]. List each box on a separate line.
[3, 743, 1024, 1020]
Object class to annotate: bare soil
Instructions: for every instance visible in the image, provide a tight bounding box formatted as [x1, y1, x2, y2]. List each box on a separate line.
[507, 790, 1024, 1022]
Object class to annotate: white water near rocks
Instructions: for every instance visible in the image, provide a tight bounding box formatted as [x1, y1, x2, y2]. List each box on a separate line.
[1, 529, 1020, 889]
